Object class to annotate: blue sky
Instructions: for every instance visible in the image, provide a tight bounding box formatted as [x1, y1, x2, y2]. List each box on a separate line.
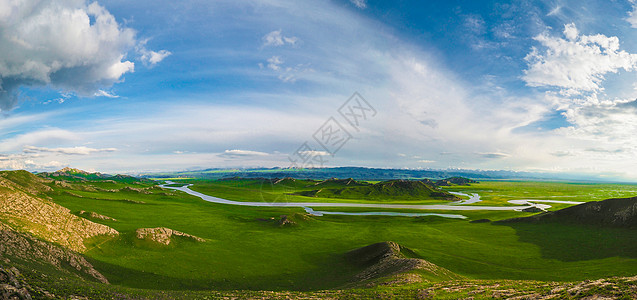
[2, 0, 637, 180]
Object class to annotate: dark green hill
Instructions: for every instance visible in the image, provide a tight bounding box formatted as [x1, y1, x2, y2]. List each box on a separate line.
[435, 177, 478, 186]
[500, 196, 637, 228]
[296, 179, 459, 201]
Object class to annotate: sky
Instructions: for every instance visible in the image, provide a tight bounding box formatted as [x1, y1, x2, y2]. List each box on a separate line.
[2, 0, 637, 180]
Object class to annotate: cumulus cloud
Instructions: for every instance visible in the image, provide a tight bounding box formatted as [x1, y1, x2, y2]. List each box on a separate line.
[0, 0, 168, 110]
[523, 23, 637, 93]
[23, 145, 117, 155]
[222, 149, 269, 157]
[137, 39, 172, 66]
[262, 30, 298, 47]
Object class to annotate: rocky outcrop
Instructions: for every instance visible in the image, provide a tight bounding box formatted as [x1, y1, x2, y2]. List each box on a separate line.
[135, 227, 205, 245]
[0, 266, 32, 300]
[79, 211, 117, 221]
[0, 224, 109, 284]
[120, 186, 151, 194]
[345, 241, 460, 283]
[277, 215, 296, 226]
[0, 172, 118, 252]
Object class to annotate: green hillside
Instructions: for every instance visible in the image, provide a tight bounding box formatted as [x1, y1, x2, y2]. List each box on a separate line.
[296, 179, 460, 201]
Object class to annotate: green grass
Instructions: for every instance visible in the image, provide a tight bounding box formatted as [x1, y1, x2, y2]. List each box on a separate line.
[37, 178, 637, 292]
[440, 180, 637, 207]
[185, 179, 455, 205]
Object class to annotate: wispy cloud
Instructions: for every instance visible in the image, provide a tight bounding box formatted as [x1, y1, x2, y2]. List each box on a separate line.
[350, 0, 367, 9]
[476, 152, 510, 159]
[94, 90, 119, 98]
[262, 30, 298, 47]
[626, 2, 637, 28]
[23, 145, 117, 155]
[221, 149, 269, 157]
[266, 56, 284, 71]
[418, 160, 435, 163]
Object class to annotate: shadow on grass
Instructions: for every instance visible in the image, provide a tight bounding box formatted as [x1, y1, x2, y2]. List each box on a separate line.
[494, 222, 637, 261]
[85, 250, 362, 292]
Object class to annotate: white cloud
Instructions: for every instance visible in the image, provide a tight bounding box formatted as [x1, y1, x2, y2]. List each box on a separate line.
[0, 129, 80, 152]
[222, 149, 269, 157]
[299, 150, 330, 156]
[23, 145, 117, 155]
[476, 152, 510, 159]
[417, 160, 435, 163]
[266, 56, 283, 70]
[0, 0, 168, 110]
[523, 23, 637, 93]
[94, 90, 119, 98]
[350, 0, 367, 9]
[138, 39, 172, 66]
[547, 5, 562, 16]
[262, 30, 298, 47]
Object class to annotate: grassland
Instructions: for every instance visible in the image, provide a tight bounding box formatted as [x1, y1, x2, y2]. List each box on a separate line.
[25, 175, 633, 295]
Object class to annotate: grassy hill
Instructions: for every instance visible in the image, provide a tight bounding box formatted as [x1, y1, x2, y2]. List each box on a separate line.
[296, 179, 460, 201]
[500, 196, 637, 228]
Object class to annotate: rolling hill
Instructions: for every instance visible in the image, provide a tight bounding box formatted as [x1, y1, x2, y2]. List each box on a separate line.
[295, 179, 460, 201]
[500, 196, 637, 228]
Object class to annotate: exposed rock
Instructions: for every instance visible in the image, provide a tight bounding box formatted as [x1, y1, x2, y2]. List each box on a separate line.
[78, 211, 117, 221]
[0, 224, 109, 284]
[0, 172, 118, 252]
[120, 186, 151, 194]
[135, 227, 205, 245]
[277, 215, 296, 226]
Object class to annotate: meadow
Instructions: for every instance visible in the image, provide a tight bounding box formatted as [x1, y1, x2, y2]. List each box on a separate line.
[41, 177, 637, 293]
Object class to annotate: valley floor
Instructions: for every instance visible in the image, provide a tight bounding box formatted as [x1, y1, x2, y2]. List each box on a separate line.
[1, 170, 636, 298]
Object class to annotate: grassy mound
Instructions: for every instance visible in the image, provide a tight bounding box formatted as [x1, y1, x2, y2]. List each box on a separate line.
[345, 241, 461, 285]
[500, 196, 637, 228]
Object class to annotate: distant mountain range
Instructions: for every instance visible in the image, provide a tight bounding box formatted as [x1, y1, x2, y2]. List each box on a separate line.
[140, 166, 627, 182]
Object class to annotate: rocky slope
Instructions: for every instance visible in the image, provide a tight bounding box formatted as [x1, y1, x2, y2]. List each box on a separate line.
[0, 223, 108, 284]
[0, 170, 118, 252]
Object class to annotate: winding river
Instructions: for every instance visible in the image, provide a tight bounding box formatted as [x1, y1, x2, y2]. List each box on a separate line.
[160, 183, 584, 219]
